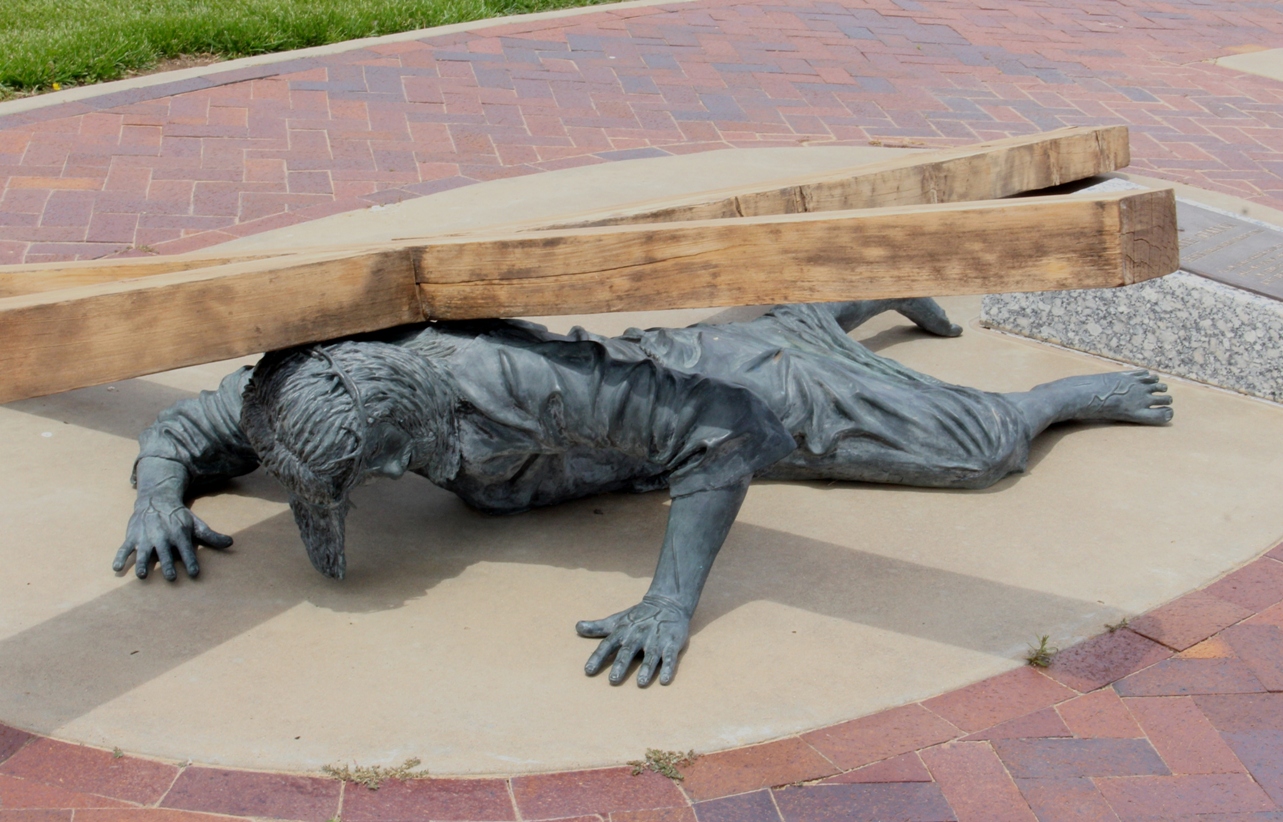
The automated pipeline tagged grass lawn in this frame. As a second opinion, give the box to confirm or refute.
[0,0,617,98]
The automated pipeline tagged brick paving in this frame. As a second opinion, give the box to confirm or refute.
[5,0,1283,817]
[3,0,1283,264]
[0,545,1281,819]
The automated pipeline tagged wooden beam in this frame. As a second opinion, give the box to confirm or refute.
[476,125,1130,232]
[0,250,423,404]
[0,125,1129,299]
[0,188,1176,405]
[415,189,1177,318]
[0,253,286,298]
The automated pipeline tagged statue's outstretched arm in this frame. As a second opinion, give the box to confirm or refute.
[577,478,750,687]
[115,367,260,581]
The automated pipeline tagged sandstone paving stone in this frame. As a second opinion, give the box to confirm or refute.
[0,812,73,822]
[820,753,931,784]
[339,776,517,821]
[612,806,697,822]
[1177,636,1237,659]
[770,783,955,822]
[1013,778,1121,822]
[0,726,32,766]
[800,704,959,772]
[0,741,177,807]
[1194,694,1283,734]
[921,667,1077,734]
[1056,690,1144,740]
[918,742,1035,822]
[0,775,132,810]
[1221,624,1283,691]
[1094,773,1275,820]
[692,790,783,822]
[1248,601,1283,630]
[72,810,252,822]
[159,767,340,822]
[1122,697,1247,775]
[1044,629,1172,693]
[961,707,1071,742]
[1206,559,1283,614]
[1217,731,1283,806]
[1114,658,1267,698]
[511,767,686,820]
[1128,592,1254,652]
[991,738,1169,779]
[680,737,836,802]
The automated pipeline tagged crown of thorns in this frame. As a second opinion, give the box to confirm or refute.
[242,344,375,508]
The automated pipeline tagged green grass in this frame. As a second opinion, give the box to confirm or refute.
[0,0,618,98]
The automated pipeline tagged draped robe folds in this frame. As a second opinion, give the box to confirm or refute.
[134,303,1033,510]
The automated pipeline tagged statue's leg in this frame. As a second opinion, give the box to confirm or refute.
[1005,369,1173,437]
[819,298,963,337]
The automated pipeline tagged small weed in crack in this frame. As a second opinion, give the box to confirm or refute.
[1025,635,1058,668]
[321,758,428,790]
[628,749,698,781]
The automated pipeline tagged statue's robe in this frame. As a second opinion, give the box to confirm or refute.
[135,304,1031,513]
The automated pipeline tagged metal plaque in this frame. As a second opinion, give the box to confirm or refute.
[1178,201,1283,301]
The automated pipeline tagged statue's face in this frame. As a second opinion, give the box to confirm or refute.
[285,421,420,580]
[360,422,416,481]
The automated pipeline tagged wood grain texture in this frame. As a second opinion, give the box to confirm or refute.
[0,126,1127,298]
[0,250,423,404]
[530,126,1130,230]
[0,253,285,297]
[415,189,1176,319]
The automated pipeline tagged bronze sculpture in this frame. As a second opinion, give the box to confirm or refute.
[116,298,1172,686]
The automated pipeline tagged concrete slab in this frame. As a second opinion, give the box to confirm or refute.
[1216,48,1283,83]
[3,150,1282,775]
[210,145,914,252]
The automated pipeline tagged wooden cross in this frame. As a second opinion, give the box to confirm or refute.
[0,126,1178,405]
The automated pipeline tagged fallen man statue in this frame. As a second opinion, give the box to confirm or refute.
[115,298,1173,686]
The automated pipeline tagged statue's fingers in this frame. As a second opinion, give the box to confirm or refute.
[173,531,200,579]
[156,543,178,582]
[113,543,136,573]
[585,634,622,676]
[191,515,233,549]
[609,637,642,685]
[135,546,151,579]
[1150,394,1173,406]
[576,617,614,638]
[658,643,682,686]
[637,644,660,687]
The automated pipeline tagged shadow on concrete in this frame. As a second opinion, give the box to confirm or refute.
[0,461,1104,729]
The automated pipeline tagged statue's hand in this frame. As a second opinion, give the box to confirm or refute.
[113,495,232,581]
[577,595,690,686]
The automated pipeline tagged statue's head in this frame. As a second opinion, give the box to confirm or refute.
[241,340,450,579]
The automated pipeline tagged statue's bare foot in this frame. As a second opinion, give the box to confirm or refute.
[1059,369,1174,425]
[892,298,963,337]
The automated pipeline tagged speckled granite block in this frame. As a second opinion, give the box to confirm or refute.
[981,271,1283,403]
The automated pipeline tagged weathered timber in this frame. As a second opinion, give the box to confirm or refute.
[0,250,423,404]
[415,189,1177,318]
[0,253,285,298]
[505,125,1129,230]
[0,189,1177,404]
[0,126,1129,298]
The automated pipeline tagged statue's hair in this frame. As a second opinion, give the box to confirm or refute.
[241,340,450,507]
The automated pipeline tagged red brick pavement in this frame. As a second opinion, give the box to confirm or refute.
[3,0,1283,264]
[1,547,1282,820]
[6,1,1283,817]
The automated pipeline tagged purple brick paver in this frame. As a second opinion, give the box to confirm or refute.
[3,1,1283,817]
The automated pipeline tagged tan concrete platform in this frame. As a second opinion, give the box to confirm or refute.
[3,149,1282,775]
